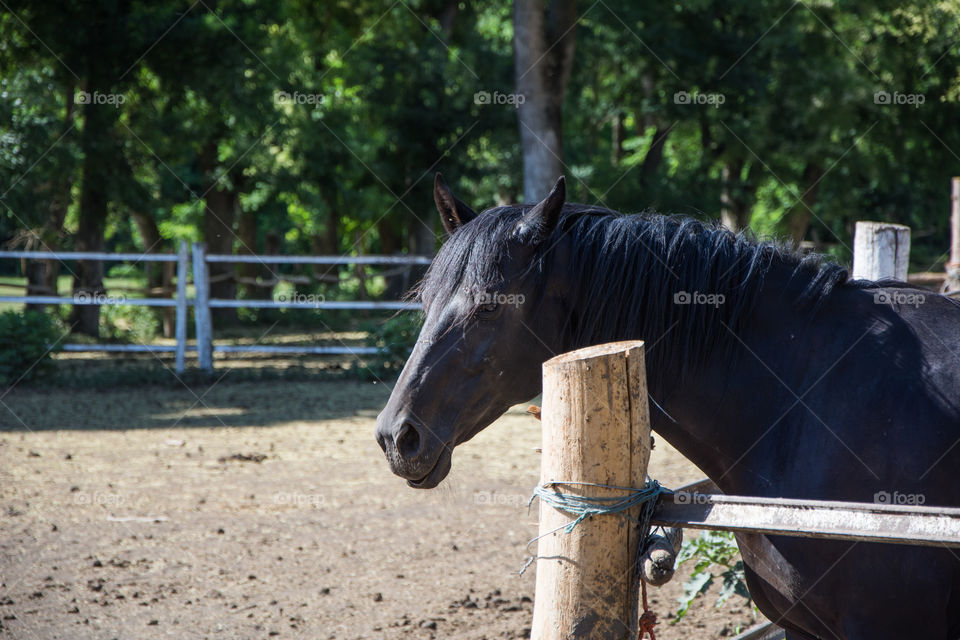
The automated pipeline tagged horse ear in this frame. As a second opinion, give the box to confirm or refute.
[514,176,565,246]
[434,173,478,236]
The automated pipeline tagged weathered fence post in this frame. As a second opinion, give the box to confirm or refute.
[531,340,651,640]
[192,242,213,372]
[852,221,911,281]
[945,177,960,293]
[174,241,189,373]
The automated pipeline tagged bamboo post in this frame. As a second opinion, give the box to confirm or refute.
[852,221,911,281]
[531,340,652,640]
[945,177,960,293]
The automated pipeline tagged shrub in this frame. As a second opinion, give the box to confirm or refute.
[0,310,62,384]
[100,304,160,344]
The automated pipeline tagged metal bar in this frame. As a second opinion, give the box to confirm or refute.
[0,295,177,307]
[211,345,381,355]
[174,241,189,373]
[0,250,178,262]
[207,299,421,310]
[674,477,721,495]
[729,622,784,640]
[652,493,960,548]
[60,344,186,353]
[192,242,213,372]
[204,254,432,265]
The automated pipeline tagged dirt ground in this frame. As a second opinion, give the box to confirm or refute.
[0,378,762,639]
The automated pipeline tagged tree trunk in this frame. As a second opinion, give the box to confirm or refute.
[720,159,755,231]
[611,111,623,166]
[131,211,174,337]
[26,84,74,312]
[639,125,671,187]
[312,189,340,285]
[514,0,578,202]
[237,209,270,300]
[131,211,165,292]
[199,142,239,323]
[784,163,824,245]
[69,91,116,336]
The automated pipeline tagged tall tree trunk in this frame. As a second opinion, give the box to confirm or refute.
[26,84,74,312]
[131,211,174,337]
[639,125,671,187]
[199,141,239,323]
[312,188,340,285]
[720,159,755,231]
[203,186,239,322]
[784,163,824,245]
[237,209,270,300]
[70,91,116,336]
[610,111,623,166]
[514,0,578,202]
[131,211,165,292]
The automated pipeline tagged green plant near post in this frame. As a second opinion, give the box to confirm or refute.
[673,530,754,622]
[0,310,62,385]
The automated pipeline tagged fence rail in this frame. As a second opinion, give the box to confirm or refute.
[0,242,428,372]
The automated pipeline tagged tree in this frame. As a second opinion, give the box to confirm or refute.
[513,0,577,202]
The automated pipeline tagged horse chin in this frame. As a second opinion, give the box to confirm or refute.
[406,447,452,490]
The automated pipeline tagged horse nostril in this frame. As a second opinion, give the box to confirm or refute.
[395,421,421,459]
[376,430,388,453]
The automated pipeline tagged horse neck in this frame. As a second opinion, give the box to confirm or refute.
[642,263,817,495]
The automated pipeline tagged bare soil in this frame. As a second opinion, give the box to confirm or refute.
[0,379,761,639]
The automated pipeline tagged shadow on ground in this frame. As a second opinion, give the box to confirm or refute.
[0,378,393,431]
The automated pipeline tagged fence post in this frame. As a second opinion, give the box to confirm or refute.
[852,221,911,281]
[946,177,960,293]
[531,340,651,640]
[174,241,189,373]
[192,242,213,372]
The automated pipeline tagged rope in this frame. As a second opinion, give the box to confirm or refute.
[520,479,669,638]
[529,479,664,534]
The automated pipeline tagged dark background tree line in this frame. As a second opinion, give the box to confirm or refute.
[1,0,958,337]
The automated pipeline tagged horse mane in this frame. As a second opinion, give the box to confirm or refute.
[415,203,851,377]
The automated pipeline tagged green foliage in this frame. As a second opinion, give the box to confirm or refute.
[0,310,61,384]
[2,0,960,341]
[99,305,160,344]
[674,531,753,622]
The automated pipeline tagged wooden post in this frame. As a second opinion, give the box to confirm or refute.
[531,340,651,640]
[852,221,910,282]
[192,242,213,372]
[174,241,188,373]
[945,177,960,293]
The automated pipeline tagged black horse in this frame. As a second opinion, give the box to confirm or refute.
[376,175,960,639]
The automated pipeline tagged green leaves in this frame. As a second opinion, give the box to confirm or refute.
[0,310,62,385]
[673,531,752,622]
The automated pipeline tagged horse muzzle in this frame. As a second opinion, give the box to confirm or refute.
[375,413,452,489]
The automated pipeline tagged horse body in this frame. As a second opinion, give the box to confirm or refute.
[658,279,960,638]
[376,175,960,639]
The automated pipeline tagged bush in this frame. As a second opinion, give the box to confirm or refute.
[100,304,160,343]
[0,310,62,384]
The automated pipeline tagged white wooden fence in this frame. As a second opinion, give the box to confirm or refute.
[0,242,429,373]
